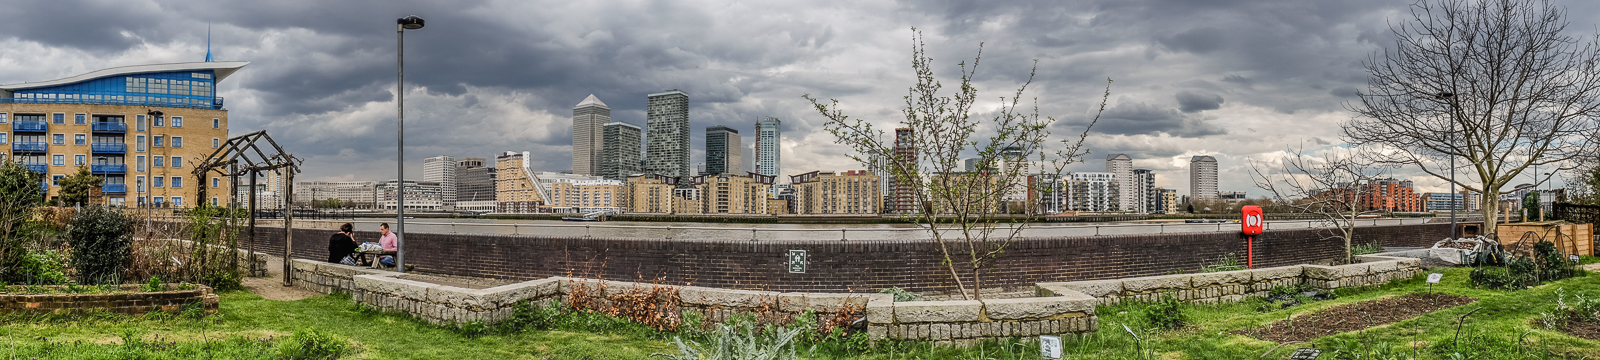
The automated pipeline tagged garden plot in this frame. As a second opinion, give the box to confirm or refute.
[1235,293,1476,343]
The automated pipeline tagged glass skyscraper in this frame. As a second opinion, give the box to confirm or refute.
[646,90,689,181]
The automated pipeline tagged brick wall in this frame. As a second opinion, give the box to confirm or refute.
[247,223,1450,294]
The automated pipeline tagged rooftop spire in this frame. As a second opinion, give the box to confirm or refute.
[205,24,213,62]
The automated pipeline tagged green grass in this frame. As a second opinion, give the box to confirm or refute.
[4,268,1600,359]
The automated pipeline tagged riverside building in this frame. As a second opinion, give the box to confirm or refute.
[0,61,246,208]
[792,170,881,215]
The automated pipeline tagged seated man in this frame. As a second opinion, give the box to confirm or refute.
[378,223,398,267]
[327,223,357,265]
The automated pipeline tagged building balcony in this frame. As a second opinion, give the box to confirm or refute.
[91,122,127,133]
[91,164,126,174]
[10,120,47,132]
[11,142,46,154]
[23,163,46,173]
[90,142,127,154]
[102,183,127,195]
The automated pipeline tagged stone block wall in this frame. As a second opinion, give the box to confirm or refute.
[0,284,219,315]
[1041,255,1423,305]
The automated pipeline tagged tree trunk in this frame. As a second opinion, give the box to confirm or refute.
[1481,186,1501,239]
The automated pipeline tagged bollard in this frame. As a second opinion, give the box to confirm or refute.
[751,228,758,241]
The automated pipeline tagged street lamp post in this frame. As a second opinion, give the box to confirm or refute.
[1437,93,1457,239]
[395,15,424,273]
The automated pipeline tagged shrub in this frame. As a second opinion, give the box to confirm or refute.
[275,329,352,360]
[0,161,46,284]
[1140,294,1186,330]
[1351,243,1384,256]
[1201,253,1246,273]
[1470,241,1574,290]
[655,321,804,360]
[13,249,69,285]
[1470,265,1517,290]
[67,207,135,285]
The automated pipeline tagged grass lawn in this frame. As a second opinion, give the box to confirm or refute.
[4,267,1600,359]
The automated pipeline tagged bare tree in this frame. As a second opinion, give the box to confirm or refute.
[804,30,1108,300]
[1345,0,1600,237]
[1250,146,1395,265]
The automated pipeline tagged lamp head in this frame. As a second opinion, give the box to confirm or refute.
[147,110,163,117]
[1437,92,1454,99]
[398,16,425,30]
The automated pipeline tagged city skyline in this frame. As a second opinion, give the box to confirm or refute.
[3,0,1595,196]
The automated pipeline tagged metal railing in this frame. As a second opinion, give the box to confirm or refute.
[262,217,1443,241]
[103,183,127,194]
[91,164,127,174]
[91,142,127,153]
[10,120,47,131]
[0,97,222,110]
[24,163,46,173]
[91,122,127,132]
[11,142,46,153]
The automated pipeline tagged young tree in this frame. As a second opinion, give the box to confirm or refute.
[0,161,45,281]
[1344,0,1600,238]
[57,166,104,206]
[1250,146,1394,264]
[804,30,1108,300]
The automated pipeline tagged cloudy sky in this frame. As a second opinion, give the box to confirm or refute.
[3,0,1596,196]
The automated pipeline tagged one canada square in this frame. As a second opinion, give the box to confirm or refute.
[571,94,609,175]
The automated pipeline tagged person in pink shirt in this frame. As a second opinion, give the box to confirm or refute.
[378,223,398,267]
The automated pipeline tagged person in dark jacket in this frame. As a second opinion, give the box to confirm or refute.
[327,223,357,264]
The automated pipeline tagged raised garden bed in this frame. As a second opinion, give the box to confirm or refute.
[1235,293,1476,343]
[0,284,219,315]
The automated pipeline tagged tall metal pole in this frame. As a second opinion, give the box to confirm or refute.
[395,22,407,273]
[283,171,294,285]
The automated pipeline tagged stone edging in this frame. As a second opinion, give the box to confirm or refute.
[0,284,220,315]
[1042,255,1423,305]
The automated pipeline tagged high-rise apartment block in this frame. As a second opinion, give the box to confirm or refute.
[1066,172,1119,212]
[1131,168,1156,214]
[571,95,609,176]
[495,151,546,213]
[1157,188,1179,214]
[600,122,641,180]
[754,117,781,181]
[1106,154,1133,211]
[646,90,689,180]
[376,180,443,211]
[423,155,457,207]
[1190,155,1218,201]
[672,173,776,214]
[0,61,245,208]
[889,128,918,213]
[792,170,881,214]
[705,125,741,175]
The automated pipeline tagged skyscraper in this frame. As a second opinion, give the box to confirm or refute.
[754,117,781,180]
[646,90,690,181]
[890,128,918,213]
[571,95,610,176]
[1132,168,1156,214]
[1106,154,1133,211]
[601,122,642,181]
[423,155,457,207]
[705,125,741,175]
[1190,155,1218,201]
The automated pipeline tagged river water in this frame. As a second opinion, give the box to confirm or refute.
[262,217,1436,242]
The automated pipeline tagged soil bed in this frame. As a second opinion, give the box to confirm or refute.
[1235,293,1477,343]
[1547,320,1600,340]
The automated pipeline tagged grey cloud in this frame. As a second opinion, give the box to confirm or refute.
[1175,91,1224,112]
[1090,100,1226,138]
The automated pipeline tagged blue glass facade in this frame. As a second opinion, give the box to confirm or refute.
[3,70,221,110]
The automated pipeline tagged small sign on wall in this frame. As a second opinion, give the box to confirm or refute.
[786,250,808,273]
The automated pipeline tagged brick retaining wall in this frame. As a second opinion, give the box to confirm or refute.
[1,284,220,315]
[248,223,1450,293]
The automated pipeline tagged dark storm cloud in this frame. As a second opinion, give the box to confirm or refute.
[1092,99,1225,138]
[1175,91,1223,113]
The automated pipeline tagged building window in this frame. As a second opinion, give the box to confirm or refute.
[212,177,219,188]
[212,118,219,129]
[136,135,146,151]
[74,114,86,125]
[154,116,164,127]
[172,197,183,207]
[172,137,182,148]
[172,117,182,128]
[211,197,218,206]
[52,113,64,125]
[136,115,146,131]
[74,155,84,166]
[0,133,6,144]
[154,177,164,188]
[52,154,64,166]
[0,113,7,123]
[153,136,164,147]
[52,134,64,145]
[137,156,145,172]
[52,175,63,186]
[74,134,85,145]
[153,156,164,167]
[172,177,182,188]
[153,197,164,206]
[171,156,182,168]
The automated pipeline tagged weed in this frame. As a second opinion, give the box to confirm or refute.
[141,276,167,292]
[878,287,922,302]
[1352,243,1385,256]
[1140,293,1186,330]
[1201,253,1246,273]
[655,320,805,360]
[275,329,352,360]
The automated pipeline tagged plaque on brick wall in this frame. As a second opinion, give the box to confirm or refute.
[787,250,808,273]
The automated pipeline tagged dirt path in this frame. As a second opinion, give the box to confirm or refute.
[241,254,320,301]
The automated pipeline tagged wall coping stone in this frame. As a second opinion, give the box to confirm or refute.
[893,300,984,323]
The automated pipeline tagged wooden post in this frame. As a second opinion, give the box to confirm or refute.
[283,170,294,287]
[248,171,258,277]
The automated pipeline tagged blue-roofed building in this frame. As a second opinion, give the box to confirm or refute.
[0,61,247,208]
